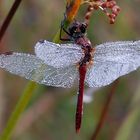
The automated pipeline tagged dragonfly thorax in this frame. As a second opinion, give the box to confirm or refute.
[76,37,93,66]
[75,37,91,48]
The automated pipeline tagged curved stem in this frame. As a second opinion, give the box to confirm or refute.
[0,82,37,140]
[91,79,119,140]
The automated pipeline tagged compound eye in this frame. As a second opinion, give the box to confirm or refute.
[80,24,86,33]
[69,26,77,35]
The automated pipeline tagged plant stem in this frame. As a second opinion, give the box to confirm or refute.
[0,82,37,140]
[0,0,22,42]
[91,79,119,140]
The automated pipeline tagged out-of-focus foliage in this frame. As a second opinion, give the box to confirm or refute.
[0,0,140,140]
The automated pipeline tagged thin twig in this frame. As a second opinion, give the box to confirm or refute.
[91,79,119,140]
[0,0,22,42]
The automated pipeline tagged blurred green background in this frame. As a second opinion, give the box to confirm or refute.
[0,0,140,140]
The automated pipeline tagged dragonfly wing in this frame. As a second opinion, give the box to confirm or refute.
[42,65,78,88]
[86,61,135,87]
[0,53,78,88]
[34,40,84,68]
[86,40,140,87]
[94,40,140,63]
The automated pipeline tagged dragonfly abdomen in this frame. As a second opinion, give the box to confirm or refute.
[76,64,87,133]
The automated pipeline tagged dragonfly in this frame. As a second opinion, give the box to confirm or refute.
[0,21,140,133]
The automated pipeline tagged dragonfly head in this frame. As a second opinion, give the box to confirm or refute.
[68,21,87,39]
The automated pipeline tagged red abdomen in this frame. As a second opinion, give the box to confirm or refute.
[76,64,87,133]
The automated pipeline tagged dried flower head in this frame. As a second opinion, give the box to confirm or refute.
[84,0,120,25]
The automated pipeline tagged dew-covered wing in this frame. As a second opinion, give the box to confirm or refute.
[86,40,140,87]
[34,40,84,68]
[0,53,78,88]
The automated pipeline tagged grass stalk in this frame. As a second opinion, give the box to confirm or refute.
[0,82,37,140]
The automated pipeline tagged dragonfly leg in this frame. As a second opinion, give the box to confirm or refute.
[59,26,71,41]
[59,17,72,41]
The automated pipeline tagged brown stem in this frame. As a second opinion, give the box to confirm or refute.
[91,79,119,140]
[0,0,22,42]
